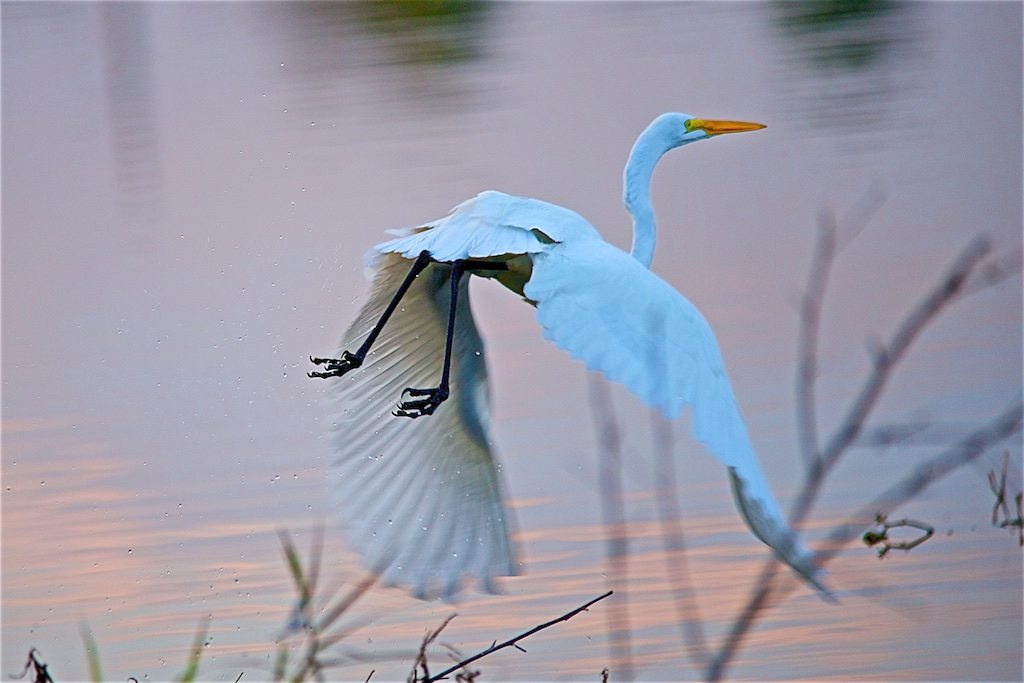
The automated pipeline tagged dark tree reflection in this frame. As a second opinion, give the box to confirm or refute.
[771,0,922,132]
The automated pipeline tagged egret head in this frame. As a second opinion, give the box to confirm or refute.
[644,112,766,150]
[624,112,766,267]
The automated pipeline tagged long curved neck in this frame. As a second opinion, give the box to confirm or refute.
[623,133,670,269]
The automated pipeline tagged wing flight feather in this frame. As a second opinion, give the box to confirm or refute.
[328,253,517,599]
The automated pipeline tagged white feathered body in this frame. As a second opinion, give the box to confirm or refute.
[329,190,826,599]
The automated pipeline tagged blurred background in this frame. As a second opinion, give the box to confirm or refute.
[2,2,1021,681]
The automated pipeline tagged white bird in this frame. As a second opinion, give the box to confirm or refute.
[311,113,830,600]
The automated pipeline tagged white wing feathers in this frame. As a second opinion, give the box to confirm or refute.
[376,191,600,262]
[525,239,830,596]
[329,253,517,599]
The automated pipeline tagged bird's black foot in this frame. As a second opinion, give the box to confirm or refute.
[393,386,449,418]
[308,351,363,379]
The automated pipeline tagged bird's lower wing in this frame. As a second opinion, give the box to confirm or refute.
[524,240,830,597]
[328,253,517,599]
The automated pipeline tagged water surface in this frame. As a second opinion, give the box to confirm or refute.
[3,3,1021,681]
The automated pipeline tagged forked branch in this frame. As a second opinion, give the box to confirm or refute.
[423,591,614,682]
[791,237,994,527]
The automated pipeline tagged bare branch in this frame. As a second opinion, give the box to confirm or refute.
[833,181,888,253]
[315,572,379,634]
[850,420,933,449]
[987,451,1023,545]
[961,246,1022,298]
[409,614,457,683]
[588,374,635,681]
[425,591,614,683]
[790,237,993,527]
[9,649,53,683]
[650,410,710,670]
[988,451,1011,525]
[796,211,837,467]
[862,515,935,558]
[816,400,1021,564]
[704,563,778,683]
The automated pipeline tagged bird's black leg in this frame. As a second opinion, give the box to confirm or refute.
[309,250,432,379]
[394,258,507,419]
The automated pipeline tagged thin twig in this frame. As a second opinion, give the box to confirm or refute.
[988,452,1010,525]
[276,527,379,682]
[1005,493,1024,547]
[651,410,710,670]
[796,211,836,467]
[987,450,1019,548]
[425,591,614,683]
[10,649,53,683]
[985,449,1024,546]
[588,375,635,681]
[862,515,935,558]
[306,525,325,605]
[439,643,480,682]
[851,420,933,449]
[793,186,888,468]
[314,572,379,634]
[833,182,888,254]
[409,614,457,683]
[960,246,1022,297]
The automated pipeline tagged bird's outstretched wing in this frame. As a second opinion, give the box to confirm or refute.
[328,252,517,599]
[525,238,830,596]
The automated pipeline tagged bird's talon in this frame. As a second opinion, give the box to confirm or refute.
[394,387,448,418]
[307,351,363,379]
[308,370,332,379]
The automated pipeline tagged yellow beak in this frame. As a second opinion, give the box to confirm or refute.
[690,118,766,136]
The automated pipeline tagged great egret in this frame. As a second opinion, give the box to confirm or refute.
[311,113,830,599]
